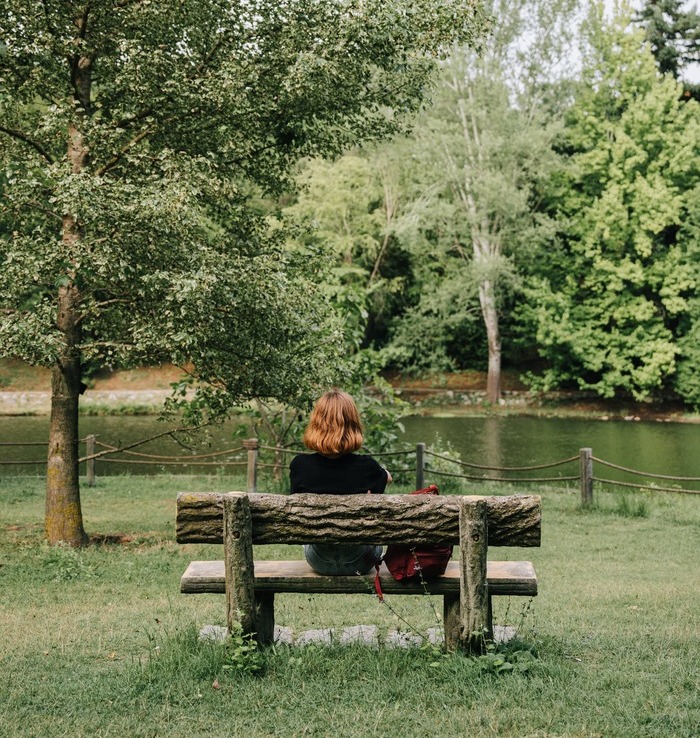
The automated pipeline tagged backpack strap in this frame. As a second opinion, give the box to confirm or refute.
[373,562,384,602]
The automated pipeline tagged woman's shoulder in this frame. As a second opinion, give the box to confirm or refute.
[290,452,319,470]
[346,452,383,470]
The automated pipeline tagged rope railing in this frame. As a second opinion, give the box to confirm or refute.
[0,442,50,447]
[98,458,247,467]
[366,449,414,458]
[94,439,246,461]
[424,449,579,472]
[591,456,700,482]
[258,445,300,454]
[593,477,700,495]
[429,468,580,484]
[2,435,699,501]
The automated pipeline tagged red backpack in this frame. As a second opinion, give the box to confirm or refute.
[381,484,453,583]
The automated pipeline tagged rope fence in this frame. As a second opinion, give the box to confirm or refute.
[591,477,700,495]
[94,439,246,461]
[428,468,580,484]
[425,448,580,472]
[2,436,699,501]
[591,456,700,482]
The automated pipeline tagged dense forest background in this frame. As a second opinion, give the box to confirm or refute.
[2,0,700,412]
[283,0,700,407]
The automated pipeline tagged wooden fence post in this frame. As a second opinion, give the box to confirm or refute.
[86,435,96,487]
[223,493,257,640]
[243,438,259,494]
[580,447,593,506]
[458,497,488,654]
[415,442,425,490]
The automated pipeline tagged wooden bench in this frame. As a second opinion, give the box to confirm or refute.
[176,491,541,652]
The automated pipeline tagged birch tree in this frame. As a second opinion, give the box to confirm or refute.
[402,0,581,402]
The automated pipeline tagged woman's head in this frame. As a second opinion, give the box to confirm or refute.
[303,389,363,456]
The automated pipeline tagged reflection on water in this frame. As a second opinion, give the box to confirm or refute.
[482,417,502,471]
[1,413,699,490]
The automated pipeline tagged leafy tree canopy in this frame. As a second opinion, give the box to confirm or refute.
[0,0,487,414]
[636,0,700,80]
[529,5,700,400]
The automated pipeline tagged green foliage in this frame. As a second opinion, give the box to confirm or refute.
[528,6,700,400]
[39,541,99,582]
[382,262,483,374]
[473,640,538,675]
[635,0,700,81]
[424,435,467,493]
[379,0,579,387]
[673,184,700,407]
[0,0,487,414]
[675,307,700,407]
[285,149,414,350]
[134,624,231,691]
[223,624,266,677]
[613,492,650,518]
[0,0,488,542]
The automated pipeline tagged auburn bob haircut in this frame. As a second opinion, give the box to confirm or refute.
[303,389,363,456]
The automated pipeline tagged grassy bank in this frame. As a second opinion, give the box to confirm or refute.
[1,475,699,737]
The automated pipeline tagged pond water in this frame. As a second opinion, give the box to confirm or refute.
[401,415,700,490]
[1,413,699,491]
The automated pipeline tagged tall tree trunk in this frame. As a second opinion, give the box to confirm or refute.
[45,25,93,544]
[45,111,90,545]
[473,232,502,405]
[478,277,502,404]
[45,281,86,546]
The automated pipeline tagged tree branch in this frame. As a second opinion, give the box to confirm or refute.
[0,126,55,164]
[41,0,57,35]
[27,200,63,222]
[78,423,209,463]
[78,340,134,350]
[75,299,132,327]
[95,126,154,176]
[78,4,91,41]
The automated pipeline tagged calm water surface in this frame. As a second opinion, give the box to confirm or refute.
[401,415,700,489]
[1,413,699,490]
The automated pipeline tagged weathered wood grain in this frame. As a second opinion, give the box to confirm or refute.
[459,498,488,653]
[223,494,256,638]
[176,492,541,547]
[180,559,538,597]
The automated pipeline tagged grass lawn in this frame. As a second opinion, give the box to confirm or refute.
[1,474,698,738]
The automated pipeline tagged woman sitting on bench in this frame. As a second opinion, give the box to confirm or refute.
[289,389,392,575]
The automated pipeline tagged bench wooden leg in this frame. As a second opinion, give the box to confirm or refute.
[223,493,257,639]
[256,593,275,646]
[458,498,489,654]
[486,594,493,641]
[444,594,460,652]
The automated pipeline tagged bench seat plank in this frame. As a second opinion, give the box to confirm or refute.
[181,559,537,597]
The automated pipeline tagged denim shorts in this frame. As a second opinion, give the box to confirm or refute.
[303,543,383,575]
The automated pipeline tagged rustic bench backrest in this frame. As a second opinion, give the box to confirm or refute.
[176,491,541,653]
[176,492,541,547]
